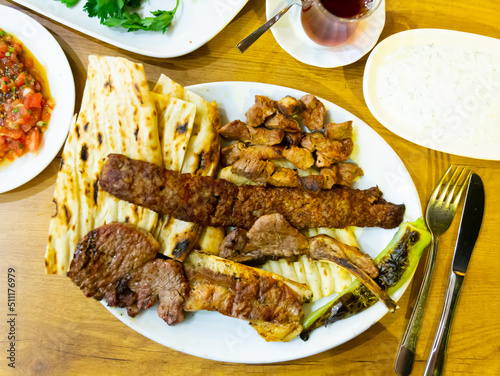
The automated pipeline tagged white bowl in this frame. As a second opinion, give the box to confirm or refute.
[0,5,75,193]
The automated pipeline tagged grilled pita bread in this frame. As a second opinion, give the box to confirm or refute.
[45,56,162,275]
[152,75,222,261]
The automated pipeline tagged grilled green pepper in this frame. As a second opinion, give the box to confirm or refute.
[300,218,431,341]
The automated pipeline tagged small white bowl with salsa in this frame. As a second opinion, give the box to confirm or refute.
[0,5,75,193]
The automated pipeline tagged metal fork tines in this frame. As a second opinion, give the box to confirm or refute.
[394,165,472,376]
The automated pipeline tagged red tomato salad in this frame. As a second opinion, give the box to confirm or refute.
[0,28,54,163]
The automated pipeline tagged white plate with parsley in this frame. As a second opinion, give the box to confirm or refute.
[10,0,249,58]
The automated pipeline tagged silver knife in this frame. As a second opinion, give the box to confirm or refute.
[423,173,485,376]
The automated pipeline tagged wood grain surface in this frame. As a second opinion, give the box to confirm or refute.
[1,0,499,375]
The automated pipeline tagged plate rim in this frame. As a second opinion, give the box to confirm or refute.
[100,80,423,363]
[10,0,249,58]
[363,28,500,161]
[0,4,75,193]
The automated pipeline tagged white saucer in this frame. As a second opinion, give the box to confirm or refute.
[266,0,386,68]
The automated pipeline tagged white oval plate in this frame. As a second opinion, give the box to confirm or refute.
[363,29,500,160]
[104,81,422,363]
[11,0,249,58]
[266,0,385,68]
[0,5,75,194]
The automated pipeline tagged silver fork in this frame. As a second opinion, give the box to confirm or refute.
[394,165,472,376]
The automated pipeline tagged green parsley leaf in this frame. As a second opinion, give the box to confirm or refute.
[84,0,126,21]
[12,108,19,113]
[55,0,79,7]
[103,0,179,33]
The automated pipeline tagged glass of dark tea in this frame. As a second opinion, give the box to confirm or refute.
[301,0,382,47]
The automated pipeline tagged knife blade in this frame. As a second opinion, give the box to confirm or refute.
[451,173,485,276]
[423,173,485,376]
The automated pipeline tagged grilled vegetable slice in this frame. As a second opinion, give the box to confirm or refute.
[300,218,431,341]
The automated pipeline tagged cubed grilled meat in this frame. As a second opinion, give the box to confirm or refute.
[245,95,277,127]
[218,120,251,142]
[100,154,405,230]
[277,96,304,116]
[282,146,315,170]
[221,142,283,166]
[230,158,276,185]
[325,121,353,140]
[264,113,301,132]
[321,162,364,189]
[301,132,354,167]
[267,167,301,188]
[248,126,284,145]
[300,95,326,131]
[299,175,324,192]
[282,131,304,147]
[68,222,189,325]
[230,158,302,188]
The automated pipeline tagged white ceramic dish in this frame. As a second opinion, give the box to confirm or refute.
[266,0,385,68]
[11,0,249,58]
[104,81,422,363]
[0,5,75,194]
[363,29,500,160]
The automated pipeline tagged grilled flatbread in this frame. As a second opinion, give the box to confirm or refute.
[152,75,222,261]
[45,56,161,275]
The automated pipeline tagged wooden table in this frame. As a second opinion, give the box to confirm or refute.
[1,0,499,374]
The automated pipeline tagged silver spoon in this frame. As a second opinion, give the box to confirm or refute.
[236,2,302,53]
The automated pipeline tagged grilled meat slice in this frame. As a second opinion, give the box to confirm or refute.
[300,94,326,131]
[248,126,284,145]
[100,154,405,230]
[219,214,395,311]
[246,213,309,258]
[218,120,251,142]
[128,259,189,325]
[264,113,301,132]
[282,146,315,170]
[245,95,277,127]
[183,251,312,342]
[221,142,283,166]
[68,222,188,324]
[282,131,304,147]
[219,228,261,264]
[277,96,304,116]
[325,121,353,140]
[220,214,376,277]
[68,222,158,301]
[321,163,364,189]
